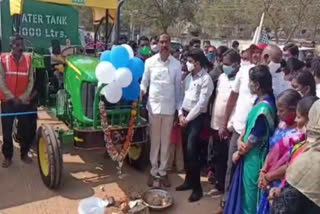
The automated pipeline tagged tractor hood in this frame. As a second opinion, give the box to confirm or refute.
[65,55,99,82]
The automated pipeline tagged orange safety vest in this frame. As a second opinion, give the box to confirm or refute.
[0,53,31,101]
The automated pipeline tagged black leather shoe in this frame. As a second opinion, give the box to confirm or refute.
[21,155,33,164]
[176,183,192,191]
[188,190,203,202]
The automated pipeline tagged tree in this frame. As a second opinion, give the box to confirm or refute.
[263,0,286,43]
[123,0,197,35]
[196,0,262,39]
[263,0,317,43]
[307,2,320,40]
[122,0,320,41]
[77,6,94,31]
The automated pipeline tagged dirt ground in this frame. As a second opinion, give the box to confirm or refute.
[0,111,220,214]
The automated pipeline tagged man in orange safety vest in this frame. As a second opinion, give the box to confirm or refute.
[0,35,35,168]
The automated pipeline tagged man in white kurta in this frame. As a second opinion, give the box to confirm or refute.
[140,34,182,187]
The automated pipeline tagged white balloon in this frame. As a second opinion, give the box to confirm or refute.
[121,44,134,59]
[115,67,133,88]
[95,61,116,84]
[102,82,123,104]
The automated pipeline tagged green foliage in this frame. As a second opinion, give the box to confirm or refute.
[123,0,197,34]
[122,0,320,40]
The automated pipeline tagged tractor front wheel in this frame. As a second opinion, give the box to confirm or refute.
[36,125,63,189]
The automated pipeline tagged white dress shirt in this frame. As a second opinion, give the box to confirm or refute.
[230,64,257,134]
[140,54,182,115]
[179,69,214,122]
[269,63,291,97]
[211,73,235,130]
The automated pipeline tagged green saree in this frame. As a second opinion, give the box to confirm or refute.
[242,101,276,214]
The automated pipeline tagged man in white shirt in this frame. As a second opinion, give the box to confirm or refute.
[261,44,291,97]
[140,33,182,187]
[176,48,214,202]
[218,48,259,212]
[209,49,240,193]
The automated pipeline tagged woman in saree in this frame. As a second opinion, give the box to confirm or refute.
[257,90,308,214]
[269,99,320,214]
[224,65,277,214]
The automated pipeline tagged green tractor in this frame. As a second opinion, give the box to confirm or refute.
[37,54,149,189]
[4,0,150,189]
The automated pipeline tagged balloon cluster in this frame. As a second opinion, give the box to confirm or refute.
[95,45,144,103]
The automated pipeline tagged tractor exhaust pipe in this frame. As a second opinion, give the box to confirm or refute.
[115,0,125,45]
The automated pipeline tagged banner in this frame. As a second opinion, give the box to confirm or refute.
[1,0,79,51]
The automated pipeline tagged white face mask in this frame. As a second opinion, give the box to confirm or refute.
[186,61,195,72]
[241,60,251,66]
[151,44,159,53]
[268,61,281,74]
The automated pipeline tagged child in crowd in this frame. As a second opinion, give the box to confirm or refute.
[269,97,320,214]
[294,96,318,131]
[291,71,317,97]
[168,115,184,172]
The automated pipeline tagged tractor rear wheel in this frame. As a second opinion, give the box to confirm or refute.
[36,125,63,189]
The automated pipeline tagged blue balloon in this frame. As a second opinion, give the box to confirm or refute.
[128,57,145,81]
[110,46,130,69]
[100,50,111,62]
[122,80,140,101]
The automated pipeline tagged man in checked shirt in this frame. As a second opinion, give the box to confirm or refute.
[176,48,214,202]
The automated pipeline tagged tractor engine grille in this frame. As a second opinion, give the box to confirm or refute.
[81,82,97,120]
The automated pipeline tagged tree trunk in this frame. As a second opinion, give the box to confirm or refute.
[274,28,279,44]
[313,24,319,41]
[162,24,168,33]
[286,25,298,43]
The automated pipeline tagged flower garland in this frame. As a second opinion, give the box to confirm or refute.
[99,100,137,165]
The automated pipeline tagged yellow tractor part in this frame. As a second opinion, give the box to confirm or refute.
[37,0,118,23]
[54,64,65,73]
[128,145,142,161]
[38,136,49,176]
[10,0,24,15]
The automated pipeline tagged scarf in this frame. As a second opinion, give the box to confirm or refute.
[286,100,320,206]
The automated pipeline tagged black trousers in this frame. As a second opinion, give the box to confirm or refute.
[1,101,37,159]
[182,113,206,191]
[209,130,229,191]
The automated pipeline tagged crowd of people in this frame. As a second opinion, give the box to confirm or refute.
[1,33,320,214]
[130,33,320,213]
